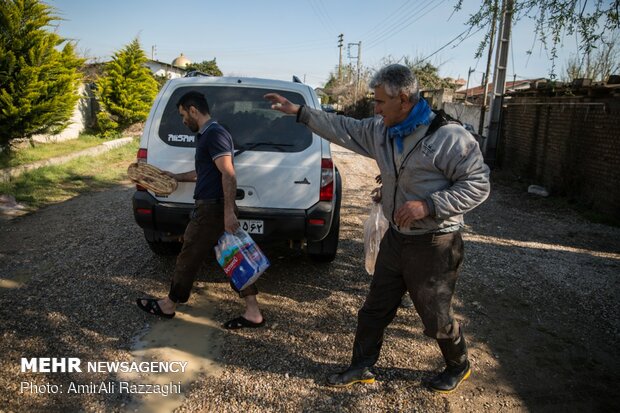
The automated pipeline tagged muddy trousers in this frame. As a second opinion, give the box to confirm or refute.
[350,228,464,369]
[168,202,258,303]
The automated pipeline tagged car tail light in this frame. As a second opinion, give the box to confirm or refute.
[308,218,325,226]
[136,208,152,215]
[137,148,147,163]
[136,148,147,191]
[319,158,334,201]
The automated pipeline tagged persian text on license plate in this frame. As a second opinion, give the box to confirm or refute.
[239,219,264,234]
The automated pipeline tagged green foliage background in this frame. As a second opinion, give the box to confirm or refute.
[0,0,84,151]
[96,38,159,135]
[185,58,223,76]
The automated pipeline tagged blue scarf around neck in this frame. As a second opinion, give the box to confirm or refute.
[388,97,432,153]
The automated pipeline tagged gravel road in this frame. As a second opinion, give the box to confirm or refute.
[1,147,618,412]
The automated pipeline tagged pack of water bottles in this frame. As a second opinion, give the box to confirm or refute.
[215,229,270,290]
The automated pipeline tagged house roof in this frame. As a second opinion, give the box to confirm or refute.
[460,79,545,97]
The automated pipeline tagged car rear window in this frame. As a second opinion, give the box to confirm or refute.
[158,86,312,152]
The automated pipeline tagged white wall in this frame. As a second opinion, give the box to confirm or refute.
[32,83,90,143]
[443,102,490,136]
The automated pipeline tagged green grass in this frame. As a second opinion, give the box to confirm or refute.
[0,138,139,210]
[0,134,120,169]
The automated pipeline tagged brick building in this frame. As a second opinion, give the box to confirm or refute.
[498,84,620,216]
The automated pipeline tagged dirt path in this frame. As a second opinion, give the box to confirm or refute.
[0,147,618,412]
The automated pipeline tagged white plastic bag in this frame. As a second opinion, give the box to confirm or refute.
[214,229,270,290]
[363,202,389,275]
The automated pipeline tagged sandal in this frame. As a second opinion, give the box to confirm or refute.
[136,298,175,319]
[223,316,265,330]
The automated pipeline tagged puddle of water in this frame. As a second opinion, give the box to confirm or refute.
[0,278,22,289]
[121,293,224,413]
[0,269,33,289]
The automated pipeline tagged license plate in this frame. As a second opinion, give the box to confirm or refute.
[239,219,264,234]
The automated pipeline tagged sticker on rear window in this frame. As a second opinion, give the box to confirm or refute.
[168,134,195,143]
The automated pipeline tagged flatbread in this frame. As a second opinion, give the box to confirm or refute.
[127,162,178,195]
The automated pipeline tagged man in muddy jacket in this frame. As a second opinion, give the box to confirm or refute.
[265,64,490,393]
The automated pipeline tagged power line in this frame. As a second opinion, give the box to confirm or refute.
[364,0,441,50]
[419,26,484,62]
[308,0,335,33]
[362,0,436,48]
[360,0,416,40]
[316,0,336,32]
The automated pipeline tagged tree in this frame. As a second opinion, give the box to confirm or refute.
[563,30,620,82]
[322,63,372,117]
[324,56,455,118]
[381,56,453,90]
[0,0,84,152]
[406,59,454,90]
[185,58,223,76]
[96,38,159,134]
[455,0,620,77]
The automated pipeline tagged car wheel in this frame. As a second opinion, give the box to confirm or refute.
[142,229,183,256]
[146,240,182,256]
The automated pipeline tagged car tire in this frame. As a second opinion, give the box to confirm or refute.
[143,231,182,256]
[146,240,182,256]
[307,168,342,263]
[143,229,183,256]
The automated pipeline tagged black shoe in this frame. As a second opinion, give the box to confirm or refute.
[427,360,471,393]
[326,366,375,387]
[400,294,414,308]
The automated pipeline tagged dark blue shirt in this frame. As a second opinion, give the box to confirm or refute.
[194,120,234,200]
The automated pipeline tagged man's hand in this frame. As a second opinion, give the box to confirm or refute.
[163,170,196,182]
[162,171,176,179]
[225,211,240,234]
[394,200,429,228]
[264,93,301,115]
[213,154,240,234]
[371,187,382,203]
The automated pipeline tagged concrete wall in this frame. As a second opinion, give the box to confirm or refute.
[32,83,93,143]
[443,102,488,134]
[499,94,620,216]
[144,61,185,79]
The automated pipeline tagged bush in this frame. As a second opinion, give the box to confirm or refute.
[0,0,84,152]
[96,38,158,136]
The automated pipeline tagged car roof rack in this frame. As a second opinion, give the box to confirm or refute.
[292,75,303,83]
[185,71,211,77]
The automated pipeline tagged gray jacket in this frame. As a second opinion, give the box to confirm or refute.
[298,106,491,234]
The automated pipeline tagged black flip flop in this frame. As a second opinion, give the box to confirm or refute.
[136,298,175,319]
[223,316,265,330]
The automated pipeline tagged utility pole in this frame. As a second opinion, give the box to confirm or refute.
[151,45,157,61]
[338,34,344,81]
[357,41,362,96]
[478,0,498,136]
[485,0,514,166]
[465,67,475,102]
[348,41,361,102]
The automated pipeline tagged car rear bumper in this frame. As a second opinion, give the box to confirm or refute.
[132,190,335,242]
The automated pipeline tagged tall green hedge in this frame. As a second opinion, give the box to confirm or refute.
[96,38,159,135]
[0,0,84,151]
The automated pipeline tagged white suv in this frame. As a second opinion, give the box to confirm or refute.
[131,74,342,262]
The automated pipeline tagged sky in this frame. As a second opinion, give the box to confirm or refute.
[45,0,585,89]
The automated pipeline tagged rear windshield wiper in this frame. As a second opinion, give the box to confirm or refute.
[234,142,294,157]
